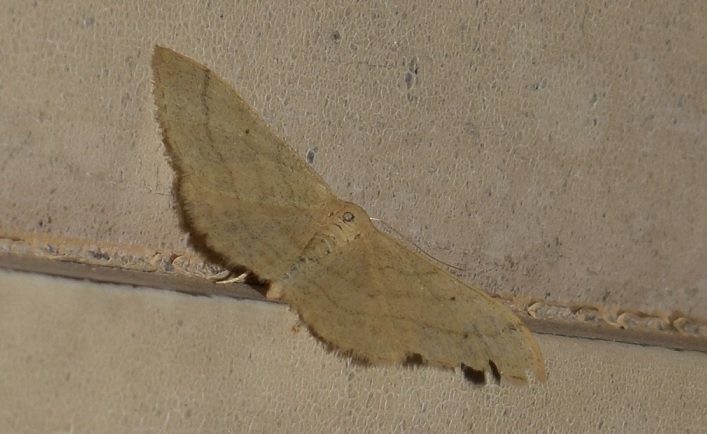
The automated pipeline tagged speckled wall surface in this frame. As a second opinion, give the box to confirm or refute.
[1,1,706,431]
[1,270,705,433]
[2,0,706,316]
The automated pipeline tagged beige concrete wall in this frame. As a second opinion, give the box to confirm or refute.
[2,0,706,317]
[1,269,705,433]
[1,1,706,431]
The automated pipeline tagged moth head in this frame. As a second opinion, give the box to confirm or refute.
[329,202,372,242]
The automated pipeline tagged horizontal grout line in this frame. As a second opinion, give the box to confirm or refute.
[1,252,705,354]
[0,252,267,302]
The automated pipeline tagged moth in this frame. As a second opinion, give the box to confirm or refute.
[151,46,545,384]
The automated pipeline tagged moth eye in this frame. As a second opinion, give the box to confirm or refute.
[342,211,355,223]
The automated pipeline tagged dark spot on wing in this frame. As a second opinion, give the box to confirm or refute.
[488,360,501,383]
[403,352,424,366]
[462,364,486,384]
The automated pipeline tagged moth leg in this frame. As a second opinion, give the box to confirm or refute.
[214,271,249,284]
